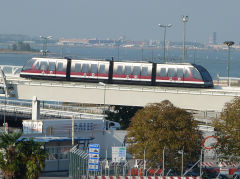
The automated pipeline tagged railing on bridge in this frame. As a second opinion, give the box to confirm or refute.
[0,98,104,119]
[0,65,22,77]
[215,76,240,87]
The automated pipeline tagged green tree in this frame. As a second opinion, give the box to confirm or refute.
[126,100,202,171]
[106,105,142,129]
[213,97,240,162]
[0,132,21,179]
[0,132,47,179]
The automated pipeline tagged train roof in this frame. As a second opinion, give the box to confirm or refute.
[30,57,198,67]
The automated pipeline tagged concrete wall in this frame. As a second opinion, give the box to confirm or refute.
[14,82,236,112]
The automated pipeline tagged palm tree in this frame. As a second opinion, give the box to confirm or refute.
[0,132,22,179]
[18,139,47,179]
[0,132,47,179]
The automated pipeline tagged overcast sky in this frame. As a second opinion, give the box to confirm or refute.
[1,0,239,43]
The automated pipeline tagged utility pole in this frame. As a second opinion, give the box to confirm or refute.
[72,116,75,146]
[181,16,189,62]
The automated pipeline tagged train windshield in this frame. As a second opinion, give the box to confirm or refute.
[193,64,212,82]
[22,58,36,71]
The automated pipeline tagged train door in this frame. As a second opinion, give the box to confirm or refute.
[183,67,191,85]
[156,65,168,84]
[34,59,49,79]
[112,62,125,82]
[98,62,109,81]
[56,60,67,79]
[140,64,152,84]
[132,64,141,82]
[176,67,184,84]
[89,62,98,81]
[124,63,133,82]
[48,59,56,79]
[81,63,90,79]
[70,61,82,81]
[167,67,177,84]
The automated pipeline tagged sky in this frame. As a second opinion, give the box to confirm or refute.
[0,0,239,43]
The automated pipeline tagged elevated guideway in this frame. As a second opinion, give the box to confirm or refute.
[0,65,239,112]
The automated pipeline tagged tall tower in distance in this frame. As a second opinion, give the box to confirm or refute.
[213,32,217,44]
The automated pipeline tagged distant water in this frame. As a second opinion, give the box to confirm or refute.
[1,45,240,80]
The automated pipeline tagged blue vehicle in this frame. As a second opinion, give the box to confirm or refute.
[233,166,240,179]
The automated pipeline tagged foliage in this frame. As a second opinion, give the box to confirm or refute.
[213,97,240,162]
[10,41,36,51]
[106,105,142,129]
[126,100,202,171]
[0,132,22,179]
[0,132,47,179]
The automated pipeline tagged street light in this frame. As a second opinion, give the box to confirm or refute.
[224,41,234,86]
[40,35,52,56]
[181,15,189,62]
[99,82,106,114]
[158,24,172,63]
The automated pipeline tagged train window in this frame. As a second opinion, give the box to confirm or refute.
[132,66,140,76]
[168,68,176,77]
[82,64,89,73]
[49,62,56,71]
[159,68,167,77]
[22,59,35,70]
[57,62,65,72]
[40,61,48,71]
[91,64,98,73]
[141,67,149,76]
[185,68,190,78]
[190,67,202,80]
[177,68,184,78]
[99,65,106,74]
[125,66,132,75]
[116,65,123,75]
[74,63,81,72]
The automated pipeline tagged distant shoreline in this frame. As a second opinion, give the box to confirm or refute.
[0,49,40,54]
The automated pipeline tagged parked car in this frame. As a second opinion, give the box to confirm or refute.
[202,171,228,179]
[233,166,240,179]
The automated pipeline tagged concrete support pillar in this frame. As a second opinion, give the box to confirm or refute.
[32,96,40,120]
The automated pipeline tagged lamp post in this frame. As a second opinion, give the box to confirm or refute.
[40,35,52,56]
[224,41,234,86]
[158,24,172,63]
[181,16,189,62]
[99,82,106,114]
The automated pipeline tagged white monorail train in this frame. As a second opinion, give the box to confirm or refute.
[20,57,214,88]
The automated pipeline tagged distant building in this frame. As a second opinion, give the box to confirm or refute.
[58,38,89,46]
[213,32,217,44]
[209,32,217,45]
